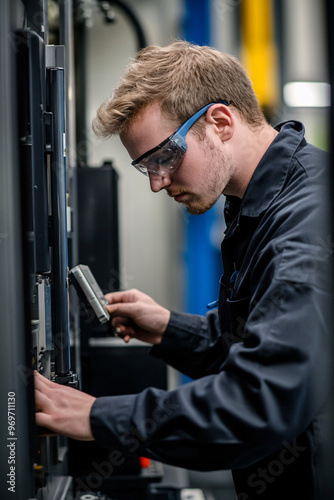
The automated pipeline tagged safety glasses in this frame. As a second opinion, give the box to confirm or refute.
[131,100,230,177]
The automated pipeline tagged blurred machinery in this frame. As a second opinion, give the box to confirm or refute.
[0,1,174,499]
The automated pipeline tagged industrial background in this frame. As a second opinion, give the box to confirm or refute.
[0,0,333,499]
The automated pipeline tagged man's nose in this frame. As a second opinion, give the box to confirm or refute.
[148,172,172,192]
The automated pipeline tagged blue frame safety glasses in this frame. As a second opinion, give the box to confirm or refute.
[131,100,230,177]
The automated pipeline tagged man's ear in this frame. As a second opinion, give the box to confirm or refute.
[205,103,234,142]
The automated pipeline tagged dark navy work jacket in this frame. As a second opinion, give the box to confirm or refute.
[91,122,331,499]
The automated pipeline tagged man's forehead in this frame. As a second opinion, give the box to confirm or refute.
[124,102,174,138]
[120,102,176,159]
[132,101,176,131]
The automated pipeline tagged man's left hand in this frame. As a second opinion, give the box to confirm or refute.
[34,371,96,441]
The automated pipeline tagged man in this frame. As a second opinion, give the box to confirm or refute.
[35,41,331,499]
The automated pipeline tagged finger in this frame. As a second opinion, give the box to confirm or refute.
[35,387,52,412]
[106,301,138,317]
[111,317,136,335]
[34,371,57,390]
[112,328,136,340]
[35,410,54,429]
[119,327,136,337]
[34,372,74,396]
[112,316,133,328]
[105,290,135,304]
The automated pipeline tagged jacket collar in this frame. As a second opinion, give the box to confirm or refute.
[225,121,306,219]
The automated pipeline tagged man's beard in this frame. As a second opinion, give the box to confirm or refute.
[181,139,238,215]
[183,194,218,215]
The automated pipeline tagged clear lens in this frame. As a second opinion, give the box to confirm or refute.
[134,139,185,176]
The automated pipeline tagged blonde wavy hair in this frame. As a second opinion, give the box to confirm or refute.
[92,41,265,138]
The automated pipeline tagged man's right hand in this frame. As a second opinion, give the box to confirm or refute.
[105,289,171,345]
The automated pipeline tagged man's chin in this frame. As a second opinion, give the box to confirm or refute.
[183,199,216,215]
[185,206,207,215]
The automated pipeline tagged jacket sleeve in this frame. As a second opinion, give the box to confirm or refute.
[90,246,331,471]
[149,308,230,379]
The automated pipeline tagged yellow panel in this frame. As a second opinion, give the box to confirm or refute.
[241,0,279,109]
